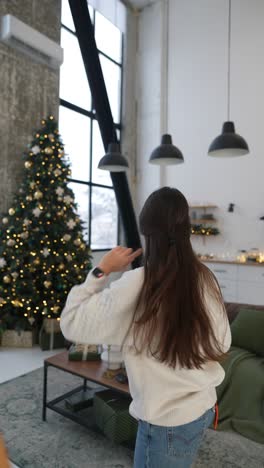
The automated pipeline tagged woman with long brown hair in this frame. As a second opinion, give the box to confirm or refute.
[61,187,231,468]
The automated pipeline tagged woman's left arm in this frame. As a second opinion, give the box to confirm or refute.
[60,247,143,346]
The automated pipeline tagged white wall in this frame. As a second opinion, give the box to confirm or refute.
[136,1,165,208]
[135,0,264,256]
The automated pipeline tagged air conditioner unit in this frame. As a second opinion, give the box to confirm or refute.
[0,14,63,69]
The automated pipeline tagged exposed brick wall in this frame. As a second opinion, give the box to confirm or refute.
[0,0,61,213]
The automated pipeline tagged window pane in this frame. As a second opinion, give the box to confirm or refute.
[60,28,91,110]
[61,0,75,31]
[61,1,93,30]
[92,120,112,186]
[95,11,122,63]
[68,182,89,240]
[100,55,121,124]
[91,187,118,249]
[59,106,90,182]
[88,4,94,19]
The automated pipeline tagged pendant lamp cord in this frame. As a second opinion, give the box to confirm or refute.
[227,0,231,121]
[165,0,169,133]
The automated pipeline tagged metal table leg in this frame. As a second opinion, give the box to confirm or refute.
[83,378,87,391]
[42,361,48,421]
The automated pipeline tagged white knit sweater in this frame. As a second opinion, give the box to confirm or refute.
[60,267,231,427]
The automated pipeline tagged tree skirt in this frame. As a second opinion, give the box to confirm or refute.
[0,367,263,468]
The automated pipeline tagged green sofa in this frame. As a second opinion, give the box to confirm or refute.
[216,302,264,445]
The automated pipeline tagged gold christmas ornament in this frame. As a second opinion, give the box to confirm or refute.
[34,190,43,200]
[12,299,23,307]
[44,147,53,155]
[30,182,36,189]
[25,161,32,169]
[2,217,8,224]
[53,306,60,314]
[74,238,81,246]
[7,239,15,247]
[8,208,15,216]
[58,263,65,270]
[44,280,52,288]
[33,257,41,265]
[26,195,33,201]
[3,275,11,283]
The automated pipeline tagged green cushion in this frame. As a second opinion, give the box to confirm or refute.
[231,308,264,357]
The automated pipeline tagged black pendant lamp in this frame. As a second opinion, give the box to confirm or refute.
[208,0,249,157]
[149,134,184,165]
[98,142,129,172]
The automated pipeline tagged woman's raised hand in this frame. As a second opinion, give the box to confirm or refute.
[98,246,142,275]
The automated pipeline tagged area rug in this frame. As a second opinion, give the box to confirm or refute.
[0,367,263,468]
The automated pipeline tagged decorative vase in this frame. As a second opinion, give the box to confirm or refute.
[101,344,123,370]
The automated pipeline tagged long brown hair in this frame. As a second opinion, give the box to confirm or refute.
[124,187,226,370]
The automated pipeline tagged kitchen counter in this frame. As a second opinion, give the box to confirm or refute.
[201,259,264,267]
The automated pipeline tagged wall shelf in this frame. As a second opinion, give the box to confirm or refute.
[189,205,218,209]
[193,218,217,223]
[190,204,219,239]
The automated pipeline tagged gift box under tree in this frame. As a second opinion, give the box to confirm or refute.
[39,318,65,350]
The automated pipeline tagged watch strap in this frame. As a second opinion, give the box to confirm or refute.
[92,267,105,278]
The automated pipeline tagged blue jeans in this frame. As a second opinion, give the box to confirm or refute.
[133,408,215,468]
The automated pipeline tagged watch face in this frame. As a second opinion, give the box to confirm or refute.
[92,267,104,278]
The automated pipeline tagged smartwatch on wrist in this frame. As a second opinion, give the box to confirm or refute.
[92,267,105,278]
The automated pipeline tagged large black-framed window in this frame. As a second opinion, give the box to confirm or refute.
[59,0,123,251]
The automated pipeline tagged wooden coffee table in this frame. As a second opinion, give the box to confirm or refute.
[42,350,130,431]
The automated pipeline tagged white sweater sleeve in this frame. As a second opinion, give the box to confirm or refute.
[205,287,232,354]
[60,267,144,346]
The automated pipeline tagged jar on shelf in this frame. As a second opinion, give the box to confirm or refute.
[237,249,247,263]
[247,248,259,262]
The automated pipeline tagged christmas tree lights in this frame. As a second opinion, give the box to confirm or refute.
[0,116,92,331]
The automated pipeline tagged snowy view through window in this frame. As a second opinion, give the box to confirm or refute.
[59,0,122,249]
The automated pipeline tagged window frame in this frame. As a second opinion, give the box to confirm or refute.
[60,7,123,251]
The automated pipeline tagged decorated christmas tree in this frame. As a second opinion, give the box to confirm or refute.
[0,115,92,332]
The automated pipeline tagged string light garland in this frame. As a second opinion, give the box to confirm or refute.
[191,225,220,236]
